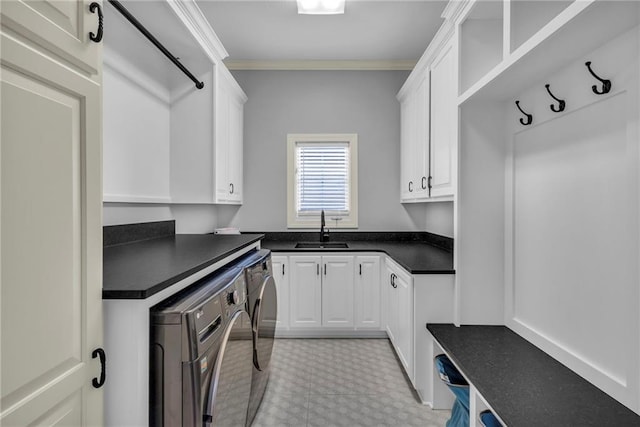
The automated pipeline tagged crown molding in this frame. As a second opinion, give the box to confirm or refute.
[166,0,228,62]
[223,60,418,71]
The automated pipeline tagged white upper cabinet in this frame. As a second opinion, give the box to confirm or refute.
[398,33,456,203]
[215,67,246,204]
[429,38,456,198]
[102,0,246,205]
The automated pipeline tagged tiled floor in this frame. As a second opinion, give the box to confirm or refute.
[252,339,450,427]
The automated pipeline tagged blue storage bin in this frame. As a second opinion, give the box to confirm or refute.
[435,354,470,427]
[479,410,502,427]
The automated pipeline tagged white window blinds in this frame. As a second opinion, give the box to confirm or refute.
[296,142,350,215]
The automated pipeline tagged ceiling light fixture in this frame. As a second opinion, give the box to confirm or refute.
[297,0,345,15]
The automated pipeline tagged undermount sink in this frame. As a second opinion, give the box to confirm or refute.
[295,242,349,249]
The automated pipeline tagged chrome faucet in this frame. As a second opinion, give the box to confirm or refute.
[320,210,330,242]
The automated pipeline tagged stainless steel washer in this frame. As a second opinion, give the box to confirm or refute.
[150,267,254,427]
[235,249,278,425]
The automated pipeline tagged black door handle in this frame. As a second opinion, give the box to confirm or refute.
[92,348,106,388]
[229,183,234,194]
[408,181,413,192]
[317,263,319,275]
[282,264,285,275]
[324,264,327,275]
[89,3,103,43]
[359,264,362,275]
[421,176,427,189]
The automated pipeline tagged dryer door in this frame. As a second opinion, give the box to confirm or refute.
[252,275,277,371]
[203,310,253,427]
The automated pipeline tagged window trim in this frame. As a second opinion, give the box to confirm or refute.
[287,133,358,229]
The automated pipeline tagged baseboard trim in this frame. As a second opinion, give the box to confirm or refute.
[275,329,388,339]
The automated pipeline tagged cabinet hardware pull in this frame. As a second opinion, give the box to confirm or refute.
[317,264,319,275]
[229,183,234,194]
[282,264,285,275]
[92,348,106,388]
[421,176,427,190]
[324,264,327,275]
[359,264,362,275]
[408,181,413,192]
[585,61,611,95]
[515,100,533,126]
[545,84,566,113]
[428,176,432,191]
[89,2,104,43]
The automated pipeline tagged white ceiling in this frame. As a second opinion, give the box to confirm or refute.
[196,0,448,63]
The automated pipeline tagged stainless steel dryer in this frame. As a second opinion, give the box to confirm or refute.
[235,249,277,425]
[150,267,254,427]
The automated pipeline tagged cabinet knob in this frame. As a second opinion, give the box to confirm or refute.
[421,176,427,190]
[408,181,414,193]
[229,183,234,194]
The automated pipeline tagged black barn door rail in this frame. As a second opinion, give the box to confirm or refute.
[107,0,204,89]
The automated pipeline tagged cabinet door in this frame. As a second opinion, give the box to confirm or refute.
[289,256,322,328]
[395,271,413,377]
[414,72,430,198]
[227,94,243,203]
[321,256,355,327]
[1,30,103,425]
[429,39,456,198]
[214,73,231,202]
[400,92,416,201]
[354,256,381,329]
[1,0,101,74]
[271,256,289,330]
[384,264,398,343]
[401,72,429,201]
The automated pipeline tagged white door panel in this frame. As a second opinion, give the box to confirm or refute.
[1,27,102,426]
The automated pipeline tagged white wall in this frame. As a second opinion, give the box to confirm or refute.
[229,70,450,232]
[103,57,171,202]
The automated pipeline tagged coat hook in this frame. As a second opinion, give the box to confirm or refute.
[545,84,566,112]
[515,100,533,126]
[585,61,611,95]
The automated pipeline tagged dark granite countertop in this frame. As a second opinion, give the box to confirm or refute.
[427,324,640,426]
[103,234,263,299]
[260,232,454,274]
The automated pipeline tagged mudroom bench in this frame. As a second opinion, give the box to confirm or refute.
[427,324,640,426]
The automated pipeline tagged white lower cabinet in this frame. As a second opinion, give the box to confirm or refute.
[280,254,381,331]
[322,256,355,327]
[384,258,414,380]
[271,255,289,330]
[355,256,382,329]
[289,255,323,328]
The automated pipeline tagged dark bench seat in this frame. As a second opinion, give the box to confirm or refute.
[427,324,640,426]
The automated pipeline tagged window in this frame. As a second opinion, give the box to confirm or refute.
[287,134,358,228]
